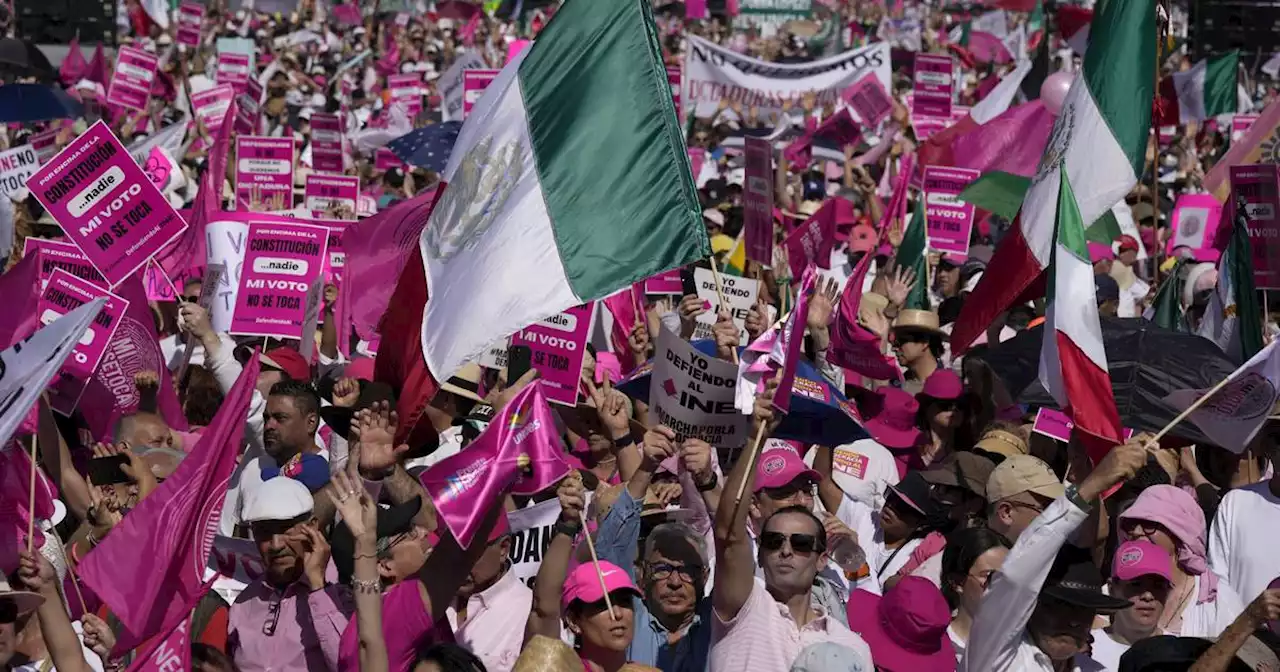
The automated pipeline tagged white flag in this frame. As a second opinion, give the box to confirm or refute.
[1163,340,1280,453]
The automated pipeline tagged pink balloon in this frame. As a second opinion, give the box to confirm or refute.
[1040,72,1074,116]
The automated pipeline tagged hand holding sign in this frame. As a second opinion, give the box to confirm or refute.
[680,437,714,484]
[642,426,677,466]
[712,310,739,362]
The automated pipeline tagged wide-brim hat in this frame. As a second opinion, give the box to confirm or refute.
[1042,547,1132,611]
[318,381,398,437]
[439,362,487,403]
[0,576,44,616]
[846,587,955,672]
[891,309,945,337]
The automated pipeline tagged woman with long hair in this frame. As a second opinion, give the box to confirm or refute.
[940,527,1012,661]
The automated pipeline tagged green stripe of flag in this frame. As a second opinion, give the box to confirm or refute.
[895,195,930,311]
[1081,0,1155,177]
[1204,50,1240,118]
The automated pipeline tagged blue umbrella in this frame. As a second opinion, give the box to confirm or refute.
[386,121,462,172]
[0,84,83,123]
[617,340,868,448]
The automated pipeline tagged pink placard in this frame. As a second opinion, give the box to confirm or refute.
[176,2,204,47]
[743,136,773,264]
[923,166,979,256]
[23,238,104,289]
[1167,194,1223,255]
[107,46,158,112]
[230,221,328,338]
[507,39,531,65]
[842,74,893,127]
[509,302,596,406]
[27,121,188,288]
[912,115,950,142]
[387,73,423,116]
[462,70,500,119]
[1033,408,1134,443]
[322,222,346,284]
[305,173,359,219]
[39,269,130,416]
[1229,164,1280,289]
[1233,114,1260,142]
[191,84,234,129]
[667,66,682,121]
[235,79,262,135]
[236,136,295,212]
[644,270,682,295]
[912,54,953,119]
[310,113,343,173]
[31,129,58,164]
[375,147,405,170]
[143,261,178,301]
[216,52,251,93]
[686,0,707,19]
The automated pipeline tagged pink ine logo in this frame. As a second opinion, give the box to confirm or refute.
[1120,547,1144,566]
[662,379,677,397]
[762,455,786,475]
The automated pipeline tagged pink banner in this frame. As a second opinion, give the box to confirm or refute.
[236,136,294,212]
[922,166,979,256]
[23,238,104,289]
[323,222,346,284]
[39,269,129,415]
[191,84,234,130]
[143,261,178,302]
[842,74,893,127]
[309,113,344,173]
[215,52,251,93]
[1232,114,1260,142]
[1168,193,1223,255]
[509,302,596,406]
[176,2,203,47]
[1231,164,1280,289]
[230,221,328,339]
[106,46,157,112]
[744,136,773,265]
[462,70,500,119]
[128,614,191,672]
[305,174,359,219]
[28,121,187,288]
[234,78,262,136]
[644,269,682,295]
[912,54,953,119]
[387,73,423,116]
[667,66,682,120]
[375,147,405,171]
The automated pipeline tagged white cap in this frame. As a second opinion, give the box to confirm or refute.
[242,477,314,523]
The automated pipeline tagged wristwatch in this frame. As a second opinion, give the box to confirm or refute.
[1064,483,1093,512]
[613,433,635,448]
[695,472,719,492]
[553,519,583,539]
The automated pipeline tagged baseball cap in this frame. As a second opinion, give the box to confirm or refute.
[755,440,821,492]
[1118,235,1141,252]
[1112,540,1174,583]
[1095,274,1120,304]
[985,454,1065,504]
[260,346,311,381]
[331,496,423,583]
[848,224,876,254]
[561,560,640,612]
[1087,242,1116,263]
[242,476,314,523]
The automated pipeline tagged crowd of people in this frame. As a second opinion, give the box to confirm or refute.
[1,0,1280,671]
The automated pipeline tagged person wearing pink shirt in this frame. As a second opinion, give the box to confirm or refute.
[445,513,532,672]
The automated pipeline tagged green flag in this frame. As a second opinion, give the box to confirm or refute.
[894,195,930,311]
[1150,259,1187,331]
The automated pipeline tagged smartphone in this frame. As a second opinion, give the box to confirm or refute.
[507,345,533,386]
[680,266,698,297]
[87,454,132,486]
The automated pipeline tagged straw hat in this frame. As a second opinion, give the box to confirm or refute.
[440,363,487,403]
[512,636,580,672]
[891,309,945,337]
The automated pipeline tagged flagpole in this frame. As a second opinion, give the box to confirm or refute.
[26,435,37,554]
[733,421,770,505]
[1150,2,1165,287]
[1143,372,1238,447]
[48,525,89,616]
[577,511,618,621]
[707,256,740,364]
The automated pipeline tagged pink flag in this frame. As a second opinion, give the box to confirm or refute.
[331,3,362,25]
[60,35,88,87]
[827,247,902,381]
[813,109,862,148]
[419,381,572,547]
[125,607,198,672]
[739,266,816,414]
[946,100,1055,178]
[686,0,707,20]
[782,133,812,167]
[602,283,645,374]
[783,198,841,279]
[876,154,914,235]
[0,445,58,576]
[0,254,40,350]
[459,13,482,46]
[79,354,260,654]
[85,43,107,88]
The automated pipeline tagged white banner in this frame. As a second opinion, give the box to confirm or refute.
[505,493,596,590]
[206,218,251,333]
[439,53,488,122]
[682,36,891,118]
[0,299,105,450]
[650,327,748,449]
[127,117,191,167]
[692,268,759,343]
[0,145,38,198]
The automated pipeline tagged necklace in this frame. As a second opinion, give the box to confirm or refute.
[1159,576,1195,633]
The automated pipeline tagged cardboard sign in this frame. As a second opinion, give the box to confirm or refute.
[27,121,187,288]
[230,221,328,339]
[644,269,683,295]
[215,52,251,93]
[236,136,294,212]
[462,70,500,118]
[509,302,595,406]
[692,267,759,342]
[23,238,104,290]
[305,174,359,220]
[842,73,894,127]
[143,146,183,194]
[191,84,235,129]
[923,166,979,256]
[387,73,424,116]
[477,337,511,370]
[1229,164,1280,289]
[1033,408,1134,443]
[1233,114,1260,142]
[744,136,773,265]
[1168,194,1223,255]
[176,2,204,47]
[667,66,682,121]
[912,54,953,119]
[143,261,178,302]
[506,498,563,589]
[912,115,950,142]
[234,78,262,135]
[31,129,59,164]
[0,145,39,198]
[375,147,405,171]
[106,46,158,112]
[39,269,129,415]
[309,113,344,173]
[650,327,748,448]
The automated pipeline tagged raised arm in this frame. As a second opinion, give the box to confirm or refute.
[525,474,587,642]
[327,470,389,672]
[19,551,90,672]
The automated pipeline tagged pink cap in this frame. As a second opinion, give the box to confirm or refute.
[561,560,640,611]
[1087,242,1115,263]
[1112,540,1173,583]
[919,370,963,401]
[754,440,821,492]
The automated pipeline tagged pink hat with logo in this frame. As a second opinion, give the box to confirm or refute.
[846,577,955,672]
[918,370,963,401]
[864,388,925,450]
[1112,540,1174,583]
[754,439,821,492]
[561,560,641,611]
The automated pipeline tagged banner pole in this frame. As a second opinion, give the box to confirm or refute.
[26,435,38,554]
[733,421,769,505]
[1144,373,1237,448]
[578,511,618,621]
[707,256,740,364]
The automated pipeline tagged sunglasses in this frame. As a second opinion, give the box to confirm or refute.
[647,562,701,583]
[759,531,826,555]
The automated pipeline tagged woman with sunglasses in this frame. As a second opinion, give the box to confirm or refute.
[940,527,1011,662]
[915,370,971,467]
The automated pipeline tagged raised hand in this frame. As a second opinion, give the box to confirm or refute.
[327,470,377,541]
[352,401,407,476]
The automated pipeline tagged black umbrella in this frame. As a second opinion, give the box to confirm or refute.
[0,38,54,81]
[969,318,1240,445]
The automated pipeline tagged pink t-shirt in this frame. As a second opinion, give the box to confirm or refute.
[338,580,456,672]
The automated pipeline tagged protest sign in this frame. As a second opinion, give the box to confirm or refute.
[650,328,748,448]
[644,270,682,295]
[506,498,562,589]
[235,78,263,136]
[0,299,104,450]
[733,0,812,35]
[309,113,344,173]
[692,267,759,342]
[106,46,158,112]
[1033,408,1134,443]
[1168,194,1223,255]
[463,70,500,119]
[23,238,103,290]
[31,130,58,164]
[230,221,328,339]
[744,137,773,265]
[191,84,235,129]
[27,121,188,288]
[206,217,250,332]
[912,54,954,119]
[215,52,251,93]
[1233,115,1259,142]
[842,73,894,128]
[0,145,38,198]
[236,137,294,212]
[923,166,979,256]
[667,66,683,120]
[322,221,346,284]
[1229,164,1280,289]
[439,52,487,122]
[374,147,404,171]
[38,270,129,415]
[176,2,204,47]
[683,36,890,117]
[387,73,424,116]
[509,302,595,406]
[477,338,510,370]
[305,174,359,220]
[912,115,950,142]
[143,262,178,302]
[877,17,923,51]
[143,146,184,195]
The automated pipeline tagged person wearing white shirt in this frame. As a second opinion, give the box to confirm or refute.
[958,440,1148,672]
[939,527,1011,662]
[1209,475,1280,605]
[1088,540,1177,671]
[805,439,900,511]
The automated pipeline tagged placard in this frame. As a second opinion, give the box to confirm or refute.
[387,73,423,116]
[743,136,773,265]
[667,66,682,121]
[309,113,344,173]
[39,269,129,415]
[644,270,683,295]
[0,145,39,198]
[143,261,178,302]
[462,70,500,118]
[106,46,158,112]
[215,52,251,93]
[1167,194,1223,255]
[692,267,759,342]
[236,136,294,212]
[1229,164,1280,289]
[649,327,748,448]
[31,129,59,164]
[912,54,953,119]
[923,166,979,256]
[1232,115,1259,142]
[509,302,595,406]
[1033,408,1134,443]
[234,78,262,136]
[176,2,204,47]
[912,115,950,142]
[23,238,104,290]
[230,221,329,339]
[191,84,234,129]
[305,174,359,219]
[477,338,510,370]
[27,121,188,288]
[842,73,894,127]
[322,221,346,284]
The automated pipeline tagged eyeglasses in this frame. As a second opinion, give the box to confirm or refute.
[761,480,814,502]
[648,562,701,583]
[968,569,998,590]
[759,531,826,555]
[0,600,17,624]
[262,595,282,635]
[1005,499,1045,515]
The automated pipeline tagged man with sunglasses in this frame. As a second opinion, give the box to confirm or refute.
[986,455,1065,543]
